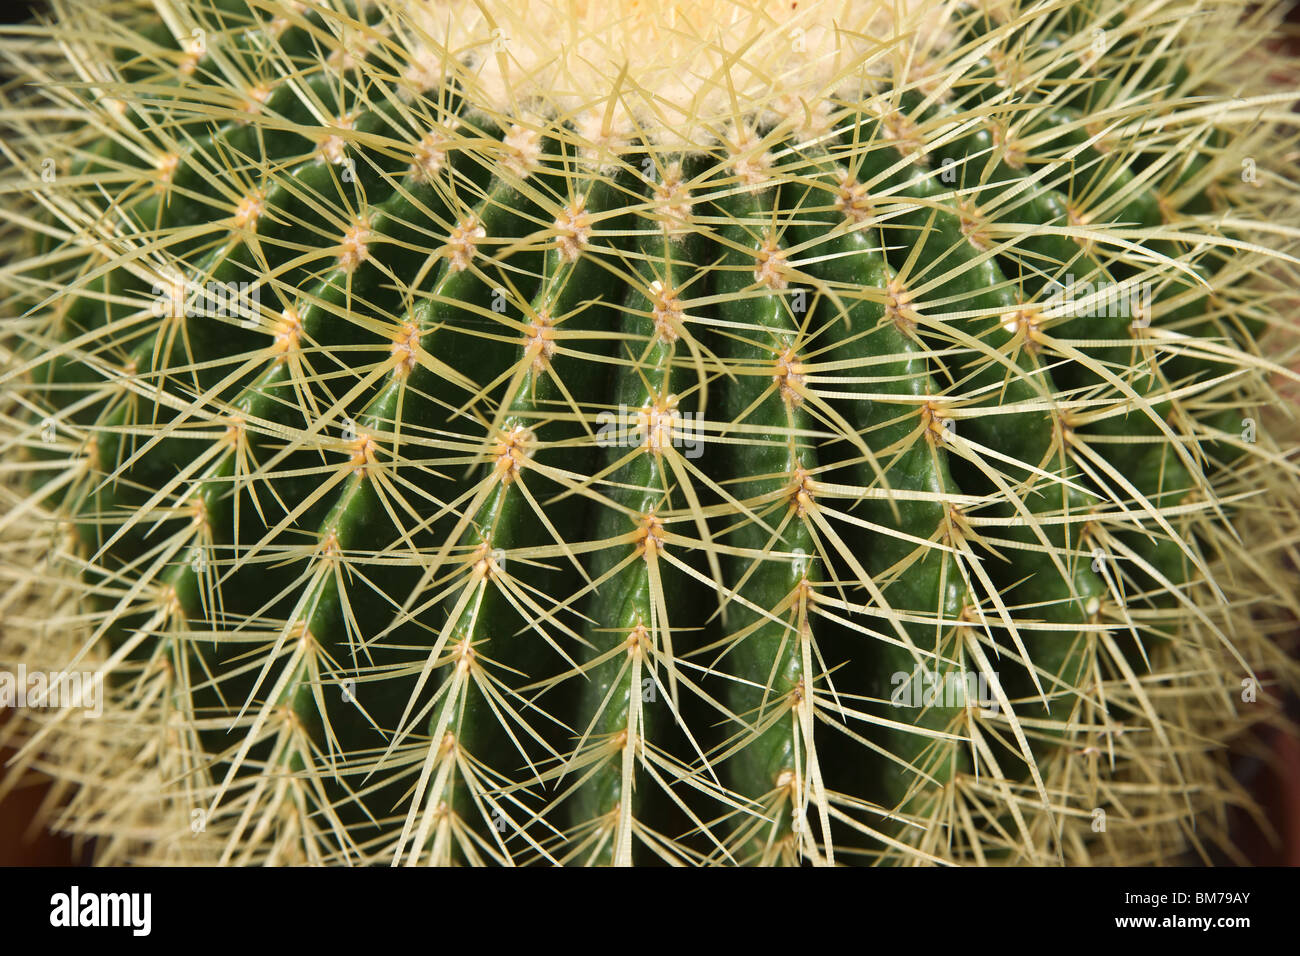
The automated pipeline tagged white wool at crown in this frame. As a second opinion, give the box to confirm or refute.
[403,0,958,151]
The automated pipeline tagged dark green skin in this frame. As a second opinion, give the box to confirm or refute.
[398,165,633,859]
[935,75,1233,642]
[876,171,1104,735]
[789,151,975,830]
[569,216,702,865]
[928,24,1246,761]
[705,182,817,860]
[21,1,1248,864]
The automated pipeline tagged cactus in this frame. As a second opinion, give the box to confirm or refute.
[2,0,1300,866]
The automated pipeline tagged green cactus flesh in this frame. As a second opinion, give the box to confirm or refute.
[4,0,1300,865]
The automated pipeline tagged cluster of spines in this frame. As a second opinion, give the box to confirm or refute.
[1,0,1298,866]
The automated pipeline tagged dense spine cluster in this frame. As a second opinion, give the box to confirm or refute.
[2,0,1300,866]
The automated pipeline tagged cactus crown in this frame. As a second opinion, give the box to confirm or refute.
[2,0,1300,866]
